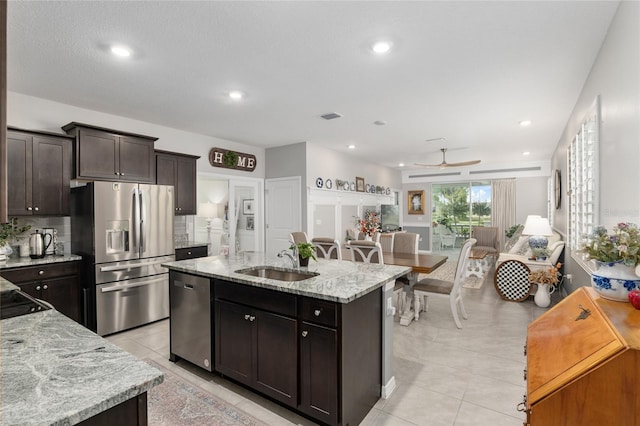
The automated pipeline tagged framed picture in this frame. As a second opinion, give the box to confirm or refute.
[356,177,365,192]
[408,190,424,215]
[243,199,254,215]
[246,216,255,230]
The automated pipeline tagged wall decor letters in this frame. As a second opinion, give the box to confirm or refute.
[208,147,257,172]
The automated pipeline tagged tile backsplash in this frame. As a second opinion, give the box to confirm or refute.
[10,215,196,256]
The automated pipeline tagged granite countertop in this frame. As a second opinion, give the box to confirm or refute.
[0,277,20,293]
[0,309,164,425]
[162,253,410,303]
[0,254,83,269]
[175,240,209,250]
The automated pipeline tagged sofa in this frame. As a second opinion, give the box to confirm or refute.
[497,230,564,271]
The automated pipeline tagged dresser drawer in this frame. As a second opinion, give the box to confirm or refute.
[175,246,208,260]
[301,297,338,328]
[1,261,80,283]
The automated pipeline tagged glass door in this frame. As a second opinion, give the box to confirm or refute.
[431,181,491,259]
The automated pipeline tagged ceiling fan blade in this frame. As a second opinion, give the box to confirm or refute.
[442,159,482,167]
[413,162,445,167]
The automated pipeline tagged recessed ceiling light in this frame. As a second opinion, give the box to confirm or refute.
[348,144,356,150]
[229,91,244,100]
[523,151,531,156]
[371,41,392,54]
[110,45,132,58]
[519,120,532,127]
[398,163,405,167]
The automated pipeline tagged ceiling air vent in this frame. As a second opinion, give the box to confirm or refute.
[320,112,343,120]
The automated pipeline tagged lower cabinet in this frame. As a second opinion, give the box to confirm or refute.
[0,261,82,323]
[300,322,338,424]
[212,279,381,426]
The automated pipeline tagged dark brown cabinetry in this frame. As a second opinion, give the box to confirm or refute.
[215,282,298,406]
[62,122,157,183]
[7,128,73,216]
[155,150,199,215]
[1,261,82,323]
[174,245,208,260]
[211,279,382,426]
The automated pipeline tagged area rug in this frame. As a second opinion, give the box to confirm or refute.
[145,359,268,426]
[419,261,485,289]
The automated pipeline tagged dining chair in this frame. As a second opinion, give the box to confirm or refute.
[412,238,476,328]
[311,237,342,260]
[392,232,420,314]
[290,232,309,245]
[348,240,384,264]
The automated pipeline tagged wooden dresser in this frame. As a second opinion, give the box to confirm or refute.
[524,286,640,426]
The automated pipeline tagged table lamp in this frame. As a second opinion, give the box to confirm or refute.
[198,202,218,244]
[522,216,553,250]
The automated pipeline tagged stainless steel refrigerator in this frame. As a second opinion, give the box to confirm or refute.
[71,181,174,335]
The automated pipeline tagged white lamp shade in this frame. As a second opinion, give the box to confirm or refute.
[198,202,218,218]
[522,217,553,236]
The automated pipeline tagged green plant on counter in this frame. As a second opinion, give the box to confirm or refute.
[292,242,317,261]
[0,218,31,247]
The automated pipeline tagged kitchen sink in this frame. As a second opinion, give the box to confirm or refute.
[235,266,319,282]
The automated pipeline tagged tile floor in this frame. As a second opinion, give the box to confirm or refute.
[107,268,554,425]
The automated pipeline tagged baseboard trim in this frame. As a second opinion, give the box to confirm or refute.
[381,375,397,399]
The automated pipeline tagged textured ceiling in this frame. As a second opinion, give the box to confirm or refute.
[7,1,619,170]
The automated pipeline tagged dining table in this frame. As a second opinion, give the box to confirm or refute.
[382,252,448,326]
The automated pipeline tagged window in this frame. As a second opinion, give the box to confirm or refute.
[568,96,600,260]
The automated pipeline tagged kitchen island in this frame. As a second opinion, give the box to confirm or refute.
[0,278,164,425]
[162,253,410,426]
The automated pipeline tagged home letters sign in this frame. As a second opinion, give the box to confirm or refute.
[208,148,257,172]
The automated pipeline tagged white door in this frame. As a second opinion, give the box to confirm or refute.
[266,177,301,257]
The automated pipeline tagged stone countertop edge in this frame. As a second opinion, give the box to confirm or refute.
[0,254,83,269]
[174,241,209,250]
[162,254,411,304]
[0,277,20,293]
[0,310,164,425]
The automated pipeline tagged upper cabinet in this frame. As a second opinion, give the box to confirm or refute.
[7,128,73,216]
[155,150,200,215]
[62,122,157,183]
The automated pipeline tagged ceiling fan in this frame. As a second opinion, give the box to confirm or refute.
[415,138,481,168]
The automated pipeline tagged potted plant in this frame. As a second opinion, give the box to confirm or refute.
[581,222,640,301]
[292,242,317,267]
[0,218,31,259]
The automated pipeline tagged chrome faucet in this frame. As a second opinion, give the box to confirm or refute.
[278,246,299,269]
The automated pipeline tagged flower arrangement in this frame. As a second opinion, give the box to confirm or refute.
[529,262,562,285]
[356,210,381,237]
[581,223,640,267]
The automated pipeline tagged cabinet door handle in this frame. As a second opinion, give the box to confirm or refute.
[34,207,39,211]
[187,251,192,255]
[120,173,125,176]
[301,331,308,337]
[38,270,44,275]
[27,207,33,211]
[43,285,48,290]
[314,309,321,316]
[249,316,255,322]
[115,172,120,175]
[244,314,250,320]
[36,285,41,291]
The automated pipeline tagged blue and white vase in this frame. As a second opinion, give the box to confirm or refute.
[591,261,640,302]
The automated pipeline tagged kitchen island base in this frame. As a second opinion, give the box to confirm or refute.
[169,273,384,426]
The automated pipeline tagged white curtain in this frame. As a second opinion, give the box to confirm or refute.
[491,179,516,250]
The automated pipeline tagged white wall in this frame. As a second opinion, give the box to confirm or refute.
[306,142,402,190]
[8,92,266,178]
[551,1,640,292]
[515,177,550,225]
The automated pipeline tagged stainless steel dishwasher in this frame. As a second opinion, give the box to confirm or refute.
[169,271,212,371]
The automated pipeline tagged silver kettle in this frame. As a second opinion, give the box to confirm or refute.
[29,230,52,259]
